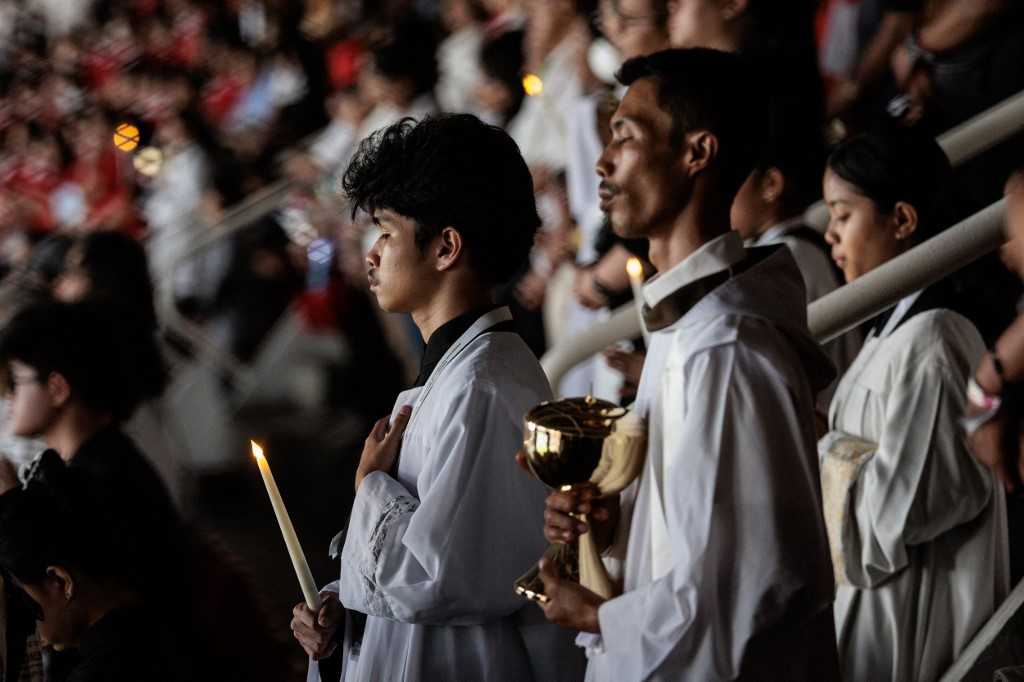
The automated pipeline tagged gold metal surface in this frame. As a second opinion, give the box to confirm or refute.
[514,396,646,602]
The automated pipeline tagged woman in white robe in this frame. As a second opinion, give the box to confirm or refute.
[821,132,1009,682]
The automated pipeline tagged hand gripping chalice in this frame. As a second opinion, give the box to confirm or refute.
[514,396,646,603]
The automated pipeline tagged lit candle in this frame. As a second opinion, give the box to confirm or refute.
[251,441,321,610]
[626,257,651,344]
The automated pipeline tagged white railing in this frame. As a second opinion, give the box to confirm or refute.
[940,576,1024,681]
[809,198,1005,343]
[158,179,294,393]
[542,198,1007,386]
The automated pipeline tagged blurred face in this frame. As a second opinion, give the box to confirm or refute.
[4,361,58,437]
[596,79,686,241]
[598,0,670,59]
[1000,171,1024,277]
[473,76,514,117]
[823,168,907,283]
[365,209,438,312]
[19,570,85,650]
[667,0,732,49]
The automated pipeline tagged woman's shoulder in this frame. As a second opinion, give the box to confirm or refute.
[887,308,985,374]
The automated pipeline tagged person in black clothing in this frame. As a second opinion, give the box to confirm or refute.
[0,456,195,682]
[0,301,293,681]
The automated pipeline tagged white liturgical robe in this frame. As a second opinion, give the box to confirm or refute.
[824,291,1009,682]
[310,308,584,682]
[580,232,839,681]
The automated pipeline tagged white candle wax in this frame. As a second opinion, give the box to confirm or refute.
[626,257,651,345]
[251,441,321,610]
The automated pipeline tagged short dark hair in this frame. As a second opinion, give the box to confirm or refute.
[71,231,158,332]
[617,48,765,200]
[479,29,526,124]
[0,454,130,588]
[343,114,541,286]
[0,301,168,421]
[827,130,954,243]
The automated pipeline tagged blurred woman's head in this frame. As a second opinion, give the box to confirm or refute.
[54,232,157,332]
[475,29,526,125]
[0,301,167,438]
[596,0,670,60]
[824,131,953,283]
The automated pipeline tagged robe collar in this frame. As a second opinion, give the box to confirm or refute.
[414,305,500,388]
[641,231,746,332]
[749,216,806,246]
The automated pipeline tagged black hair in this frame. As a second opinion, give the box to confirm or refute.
[343,114,541,286]
[827,130,954,243]
[0,454,130,588]
[25,235,75,285]
[479,29,526,124]
[0,301,168,421]
[756,112,825,214]
[70,231,158,332]
[617,48,766,201]
[370,16,440,99]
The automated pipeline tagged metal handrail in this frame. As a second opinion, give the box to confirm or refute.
[542,198,1007,387]
[157,178,295,391]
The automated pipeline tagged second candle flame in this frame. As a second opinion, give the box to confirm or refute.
[251,440,264,460]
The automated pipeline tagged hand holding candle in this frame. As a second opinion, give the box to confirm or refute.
[626,257,651,345]
[251,441,321,610]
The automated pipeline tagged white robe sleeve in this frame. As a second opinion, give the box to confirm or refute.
[839,357,992,588]
[597,342,830,679]
[338,379,546,626]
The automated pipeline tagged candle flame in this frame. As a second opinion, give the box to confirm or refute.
[250,440,264,460]
[522,73,544,97]
[626,257,643,279]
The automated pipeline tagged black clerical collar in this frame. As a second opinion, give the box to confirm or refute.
[413,306,498,387]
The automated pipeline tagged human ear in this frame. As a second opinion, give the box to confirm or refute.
[46,566,75,601]
[761,167,786,204]
[45,373,71,409]
[892,201,919,241]
[434,227,464,272]
[683,131,719,179]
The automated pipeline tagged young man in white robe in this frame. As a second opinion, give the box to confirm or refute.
[532,49,841,680]
[291,114,585,682]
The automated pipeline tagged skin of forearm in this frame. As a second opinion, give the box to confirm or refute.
[918,0,1006,53]
[856,12,915,85]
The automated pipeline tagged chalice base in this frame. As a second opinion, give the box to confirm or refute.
[514,542,579,604]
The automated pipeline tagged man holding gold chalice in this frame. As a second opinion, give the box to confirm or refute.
[528,49,841,681]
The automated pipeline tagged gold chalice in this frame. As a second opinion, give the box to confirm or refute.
[514,396,646,603]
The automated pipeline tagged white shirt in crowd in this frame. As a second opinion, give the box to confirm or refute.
[824,290,1009,682]
[580,232,838,680]
[435,24,484,115]
[311,308,584,682]
[508,35,582,171]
